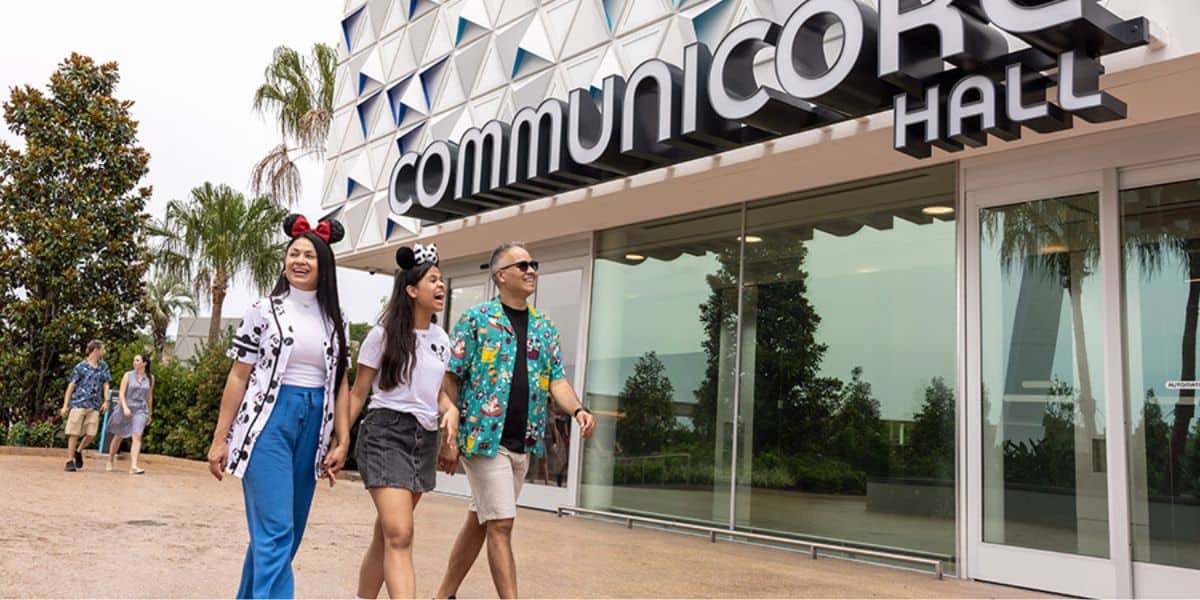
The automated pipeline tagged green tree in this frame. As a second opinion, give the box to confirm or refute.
[0,54,152,421]
[250,43,336,206]
[907,377,956,480]
[144,272,196,360]
[617,351,676,457]
[832,367,889,477]
[162,183,285,346]
[693,238,841,459]
[1135,389,1172,496]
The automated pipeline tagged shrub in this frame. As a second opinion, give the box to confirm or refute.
[6,421,29,446]
[27,417,57,448]
[141,359,196,457]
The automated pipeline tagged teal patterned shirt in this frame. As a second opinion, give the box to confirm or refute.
[448,298,566,457]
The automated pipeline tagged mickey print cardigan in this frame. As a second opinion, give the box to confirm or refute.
[224,295,348,480]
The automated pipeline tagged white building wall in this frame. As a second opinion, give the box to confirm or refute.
[322,0,1196,263]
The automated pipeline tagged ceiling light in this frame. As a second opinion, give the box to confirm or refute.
[625,253,646,262]
[922,205,955,216]
[856,267,879,274]
[737,235,764,243]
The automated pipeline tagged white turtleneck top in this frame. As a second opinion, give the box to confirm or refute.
[280,286,330,389]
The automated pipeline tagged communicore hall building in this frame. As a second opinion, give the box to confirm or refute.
[319,1,1200,596]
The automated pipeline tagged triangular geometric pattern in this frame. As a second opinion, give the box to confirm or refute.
[561,0,611,59]
[367,0,392,38]
[618,0,671,34]
[381,0,408,35]
[684,0,737,48]
[454,36,490,94]
[456,0,493,45]
[543,0,577,58]
[495,0,538,28]
[423,11,456,63]
[325,0,809,216]
[601,0,626,32]
[409,0,442,19]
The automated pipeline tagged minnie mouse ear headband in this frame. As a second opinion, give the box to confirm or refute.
[283,214,345,245]
[395,243,439,270]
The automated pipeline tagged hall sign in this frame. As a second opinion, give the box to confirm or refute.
[390,0,1148,222]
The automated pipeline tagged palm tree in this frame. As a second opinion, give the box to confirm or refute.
[251,43,336,206]
[144,272,197,359]
[162,183,286,345]
[983,196,1102,442]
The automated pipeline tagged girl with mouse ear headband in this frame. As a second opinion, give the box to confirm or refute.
[341,241,454,599]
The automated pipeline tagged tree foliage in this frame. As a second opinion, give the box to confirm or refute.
[0,54,151,421]
[161,183,285,346]
[250,43,336,206]
[617,351,676,456]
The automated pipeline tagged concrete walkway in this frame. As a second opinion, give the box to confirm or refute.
[0,450,1053,598]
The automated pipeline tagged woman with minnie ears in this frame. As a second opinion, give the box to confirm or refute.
[344,243,454,599]
[206,213,353,599]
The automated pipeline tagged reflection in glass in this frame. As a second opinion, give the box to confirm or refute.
[581,207,741,526]
[980,193,1109,557]
[736,166,957,559]
[527,268,585,488]
[1123,179,1200,569]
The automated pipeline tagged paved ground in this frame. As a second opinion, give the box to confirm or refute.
[0,449,1054,598]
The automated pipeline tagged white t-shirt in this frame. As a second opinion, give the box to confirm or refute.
[357,324,451,431]
[280,287,329,389]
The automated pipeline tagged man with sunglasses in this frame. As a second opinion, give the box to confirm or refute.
[435,241,595,599]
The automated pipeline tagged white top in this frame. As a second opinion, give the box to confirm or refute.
[357,324,451,431]
[280,286,329,389]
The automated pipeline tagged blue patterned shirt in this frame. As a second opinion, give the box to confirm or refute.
[68,360,111,410]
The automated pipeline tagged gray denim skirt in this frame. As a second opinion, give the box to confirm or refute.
[355,408,439,492]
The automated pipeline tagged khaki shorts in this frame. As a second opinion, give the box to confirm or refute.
[461,446,530,524]
[65,408,100,437]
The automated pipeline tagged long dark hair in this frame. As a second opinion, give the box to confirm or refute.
[271,216,349,389]
[378,260,439,391]
[135,354,152,381]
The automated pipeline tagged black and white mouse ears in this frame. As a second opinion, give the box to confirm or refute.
[283,214,345,245]
[395,243,439,270]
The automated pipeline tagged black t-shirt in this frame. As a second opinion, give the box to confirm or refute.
[501,304,530,453]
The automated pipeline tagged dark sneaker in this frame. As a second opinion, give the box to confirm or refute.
[74,451,83,469]
[64,460,77,472]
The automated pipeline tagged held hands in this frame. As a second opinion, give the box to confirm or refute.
[207,439,229,481]
[438,408,460,475]
[322,443,348,488]
[576,408,596,440]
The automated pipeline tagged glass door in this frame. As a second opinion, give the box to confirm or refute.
[516,256,591,511]
[965,173,1123,597]
[1120,166,1200,599]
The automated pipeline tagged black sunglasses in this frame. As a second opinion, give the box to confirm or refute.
[497,260,539,273]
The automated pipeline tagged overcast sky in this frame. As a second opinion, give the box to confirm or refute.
[0,0,394,326]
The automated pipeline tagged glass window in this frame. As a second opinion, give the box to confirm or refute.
[979,193,1109,558]
[1123,178,1200,570]
[581,206,741,526]
[736,166,958,559]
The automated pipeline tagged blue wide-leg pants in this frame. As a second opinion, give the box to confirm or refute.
[236,385,324,599]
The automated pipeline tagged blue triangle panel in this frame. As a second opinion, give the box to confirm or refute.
[409,0,419,18]
[342,7,365,53]
[397,123,425,154]
[321,206,345,221]
[386,219,397,239]
[513,48,527,78]
[602,0,619,31]
[456,18,469,45]
[693,0,734,47]
[387,77,413,124]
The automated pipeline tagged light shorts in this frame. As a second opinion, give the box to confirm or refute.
[461,446,530,524]
[65,408,100,437]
